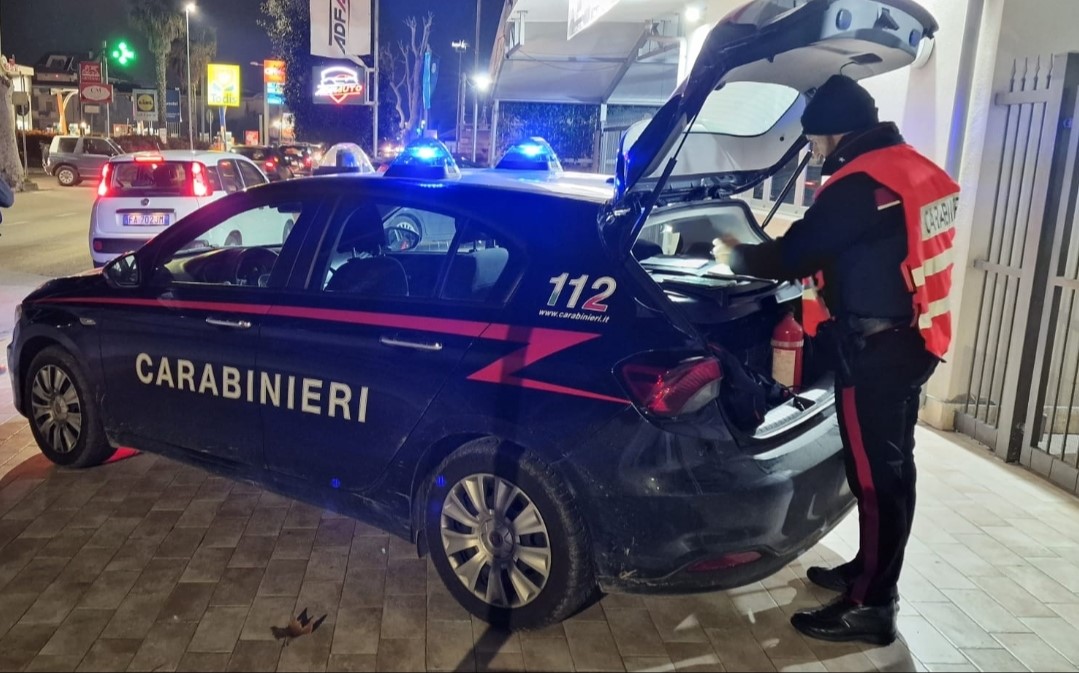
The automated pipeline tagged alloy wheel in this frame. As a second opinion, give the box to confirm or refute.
[30,365,82,454]
[440,473,553,608]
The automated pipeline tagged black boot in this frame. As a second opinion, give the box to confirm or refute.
[790,596,898,645]
[806,565,853,593]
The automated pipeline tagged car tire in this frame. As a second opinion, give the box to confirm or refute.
[424,437,595,630]
[24,346,115,468]
[224,231,243,247]
[56,166,79,187]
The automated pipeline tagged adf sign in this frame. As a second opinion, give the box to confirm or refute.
[132,89,158,123]
[208,64,241,107]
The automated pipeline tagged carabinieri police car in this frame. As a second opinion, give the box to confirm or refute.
[7,0,936,629]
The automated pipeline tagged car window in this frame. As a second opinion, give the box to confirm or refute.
[110,161,191,197]
[216,159,244,194]
[154,197,316,288]
[85,138,114,155]
[697,82,801,137]
[238,160,268,187]
[317,198,466,300]
[57,138,77,153]
[441,225,520,305]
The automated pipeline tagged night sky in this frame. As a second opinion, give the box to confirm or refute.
[0,0,504,127]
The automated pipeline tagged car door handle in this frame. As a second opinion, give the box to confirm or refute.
[379,336,443,352]
[205,317,252,330]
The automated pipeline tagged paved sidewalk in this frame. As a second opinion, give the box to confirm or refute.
[0,418,1077,671]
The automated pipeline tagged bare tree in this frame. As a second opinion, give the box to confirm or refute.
[130,0,185,125]
[0,59,26,190]
[379,13,433,141]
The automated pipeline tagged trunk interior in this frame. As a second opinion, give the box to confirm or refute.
[634,200,835,440]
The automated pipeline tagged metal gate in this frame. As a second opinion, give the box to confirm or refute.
[956,53,1079,494]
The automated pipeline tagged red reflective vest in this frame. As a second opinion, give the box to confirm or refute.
[809,144,960,358]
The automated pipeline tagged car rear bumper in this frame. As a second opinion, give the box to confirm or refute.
[561,405,853,594]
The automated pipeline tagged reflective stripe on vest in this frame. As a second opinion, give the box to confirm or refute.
[814,143,960,358]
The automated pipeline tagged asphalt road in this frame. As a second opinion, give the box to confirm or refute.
[0,177,98,343]
[0,178,97,278]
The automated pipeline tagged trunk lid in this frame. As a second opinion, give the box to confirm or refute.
[612,0,937,221]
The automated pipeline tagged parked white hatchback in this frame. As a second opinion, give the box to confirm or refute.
[89,150,270,267]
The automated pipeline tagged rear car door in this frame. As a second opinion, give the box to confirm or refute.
[259,189,519,490]
[97,189,327,464]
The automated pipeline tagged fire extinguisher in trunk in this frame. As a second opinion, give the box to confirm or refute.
[772,313,804,390]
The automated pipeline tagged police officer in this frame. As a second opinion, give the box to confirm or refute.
[724,75,960,645]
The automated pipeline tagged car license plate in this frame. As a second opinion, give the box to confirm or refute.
[123,212,170,226]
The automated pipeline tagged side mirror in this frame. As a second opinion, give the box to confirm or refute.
[103,253,141,288]
[384,225,421,252]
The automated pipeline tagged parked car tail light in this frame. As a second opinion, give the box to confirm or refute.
[191,161,209,197]
[265,160,276,171]
[620,356,722,417]
[97,164,110,197]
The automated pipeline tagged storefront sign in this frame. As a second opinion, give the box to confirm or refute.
[312,64,368,105]
[208,63,241,107]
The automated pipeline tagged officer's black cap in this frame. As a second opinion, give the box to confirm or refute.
[801,75,879,136]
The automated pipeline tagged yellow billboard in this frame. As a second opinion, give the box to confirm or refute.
[207,64,241,107]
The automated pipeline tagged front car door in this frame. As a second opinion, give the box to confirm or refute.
[97,188,326,465]
[258,186,522,491]
[82,138,117,176]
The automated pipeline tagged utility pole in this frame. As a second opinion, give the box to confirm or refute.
[372,0,380,158]
[472,0,482,162]
[452,40,468,152]
[101,41,112,135]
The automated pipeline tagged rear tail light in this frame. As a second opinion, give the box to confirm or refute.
[97,164,110,197]
[265,160,276,170]
[134,153,164,163]
[191,161,209,197]
[304,156,312,167]
[620,356,722,417]
[92,239,103,252]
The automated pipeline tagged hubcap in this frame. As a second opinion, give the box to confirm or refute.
[440,473,552,609]
[30,365,82,454]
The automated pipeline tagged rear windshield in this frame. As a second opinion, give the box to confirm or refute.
[110,161,192,197]
[696,82,801,137]
[237,148,273,161]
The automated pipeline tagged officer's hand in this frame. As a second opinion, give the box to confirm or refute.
[711,234,741,264]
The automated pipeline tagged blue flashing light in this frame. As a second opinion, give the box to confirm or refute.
[435,474,446,488]
[519,144,545,158]
[331,477,341,489]
[385,138,461,180]
[496,137,564,173]
[909,29,922,47]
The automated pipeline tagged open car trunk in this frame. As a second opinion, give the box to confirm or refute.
[634,200,834,440]
[610,0,938,438]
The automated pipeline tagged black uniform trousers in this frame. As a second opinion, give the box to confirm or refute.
[828,326,938,607]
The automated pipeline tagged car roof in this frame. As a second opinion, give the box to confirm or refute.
[109,150,254,163]
[283,170,613,205]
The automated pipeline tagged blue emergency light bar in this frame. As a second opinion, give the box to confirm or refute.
[496,137,564,173]
[385,139,461,180]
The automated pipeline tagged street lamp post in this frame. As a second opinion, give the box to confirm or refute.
[185,3,197,149]
[451,40,468,154]
[471,73,490,163]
